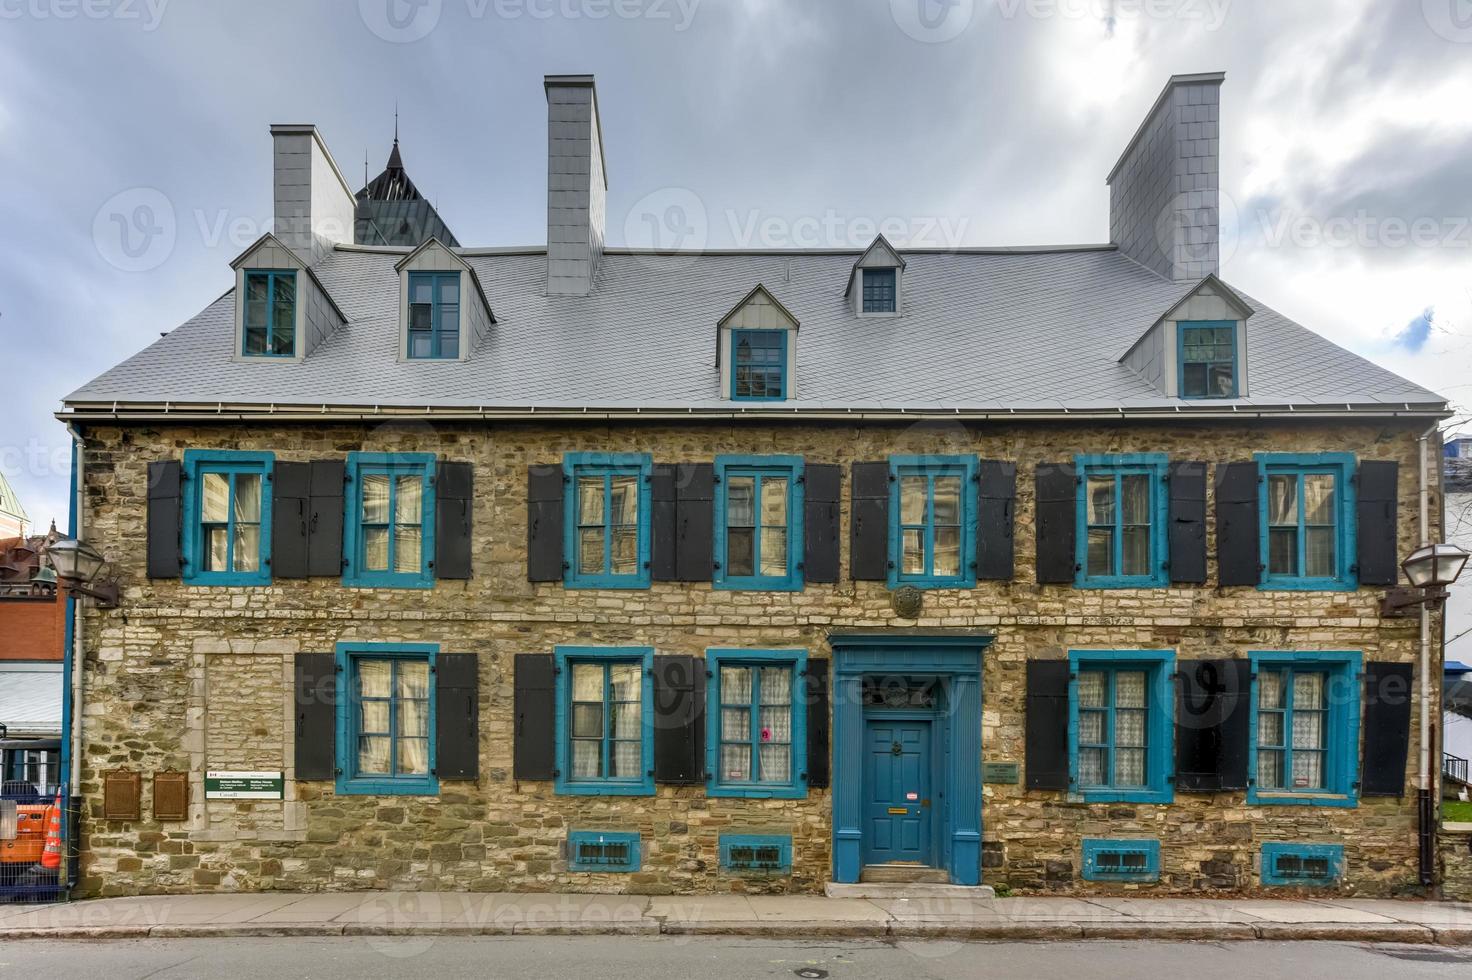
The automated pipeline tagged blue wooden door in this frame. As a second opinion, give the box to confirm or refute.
[863,720,932,865]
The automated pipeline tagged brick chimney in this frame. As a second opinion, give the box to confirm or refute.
[544,75,607,296]
[1107,73,1225,282]
[270,124,356,266]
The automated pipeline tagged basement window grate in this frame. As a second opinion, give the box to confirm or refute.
[720,834,793,874]
[1081,838,1160,882]
[1261,843,1343,886]
[567,831,640,873]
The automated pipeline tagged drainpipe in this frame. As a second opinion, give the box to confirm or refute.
[65,424,85,800]
[1417,422,1439,888]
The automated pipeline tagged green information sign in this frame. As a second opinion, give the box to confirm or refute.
[205,770,284,800]
[982,762,1020,785]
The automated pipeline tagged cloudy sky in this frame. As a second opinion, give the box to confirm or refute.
[1,0,1470,532]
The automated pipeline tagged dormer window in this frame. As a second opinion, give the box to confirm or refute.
[242,270,297,357]
[1179,321,1237,398]
[717,284,799,403]
[862,269,897,314]
[408,271,461,359]
[732,329,787,400]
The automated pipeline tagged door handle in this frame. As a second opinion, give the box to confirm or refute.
[921,798,931,808]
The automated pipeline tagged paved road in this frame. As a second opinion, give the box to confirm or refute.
[1,937,1471,979]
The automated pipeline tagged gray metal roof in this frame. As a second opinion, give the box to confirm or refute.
[0,663,63,736]
[63,244,1446,418]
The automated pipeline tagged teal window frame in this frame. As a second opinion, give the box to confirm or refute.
[342,452,436,590]
[333,642,439,796]
[705,649,808,799]
[887,454,979,589]
[731,329,787,401]
[1256,453,1357,591]
[181,449,274,587]
[1260,842,1344,886]
[1177,319,1238,398]
[713,455,805,591]
[1248,651,1361,807]
[567,830,641,872]
[1081,838,1161,883]
[554,646,655,797]
[1067,649,1175,804]
[719,833,794,873]
[242,269,297,358]
[862,268,897,313]
[406,270,461,360]
[1074,453,1169,589]
[563,452,653,590]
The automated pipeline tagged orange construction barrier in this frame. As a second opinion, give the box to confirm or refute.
[39,797,62,870]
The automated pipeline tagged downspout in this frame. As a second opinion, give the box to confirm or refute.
[66,424,85,800]
[1417,422,1439,888]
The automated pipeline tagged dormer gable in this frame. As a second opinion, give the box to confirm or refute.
[229,233,346,362]
[844,234,906,317]
[1121,273,1254,399]
[394,238,496,361]
[716,284,799,401]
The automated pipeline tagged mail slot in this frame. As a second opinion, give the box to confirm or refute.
[887,807,909,815]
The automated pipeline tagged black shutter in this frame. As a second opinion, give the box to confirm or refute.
[850,462,890,581]
[650,464,678,581]
[527,464,565,583]
[146,460,183,579]
[306,459,345,578]
[434,461,474,580]
[1169,461,1208,585]
[675,463,715,582]
[1356,461,1400,586]
[513,654,556,780]
[803,464,842,584]
[653,655,705,784]
[1025,660,1070,791]
[1216,461,1261,586]
[271,461,310,579]
[805,658,831,789]
[1034,463,1077,585]
[1175,659,1250,791]
[977,460,1016,581]
[434,653,479,780]
[293,653,337,780]
[1361,661,1413,797]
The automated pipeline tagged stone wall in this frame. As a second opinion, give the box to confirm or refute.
[1443,831,1472,901]
[72,418,1440,897]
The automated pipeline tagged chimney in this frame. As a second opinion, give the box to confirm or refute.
[544,75,607,296]
[1106,72,1224,282]
[270,124,356,265]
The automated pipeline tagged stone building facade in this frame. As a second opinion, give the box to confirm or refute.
[61,73,1452,898]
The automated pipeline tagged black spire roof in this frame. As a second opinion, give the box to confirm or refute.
[354,134,459,247]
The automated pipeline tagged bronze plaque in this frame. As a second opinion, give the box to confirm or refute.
[153,772,189,822]
[103,770,142,821]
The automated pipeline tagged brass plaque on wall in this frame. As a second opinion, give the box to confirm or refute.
[103,770,142,821]
[152,772,189,822]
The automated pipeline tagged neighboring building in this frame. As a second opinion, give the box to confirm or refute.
[0,472,27,540]
[0,528,67,794]
[1444,436,1472,460]
[59,73,1449,899]
[1444,456,1472,794]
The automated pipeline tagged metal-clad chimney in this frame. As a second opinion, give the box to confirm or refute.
[544,75,607,297]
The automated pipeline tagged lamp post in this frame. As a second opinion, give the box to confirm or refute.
[44,536,119,608]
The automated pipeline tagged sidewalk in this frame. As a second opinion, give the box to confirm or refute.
[2,892,1472,944]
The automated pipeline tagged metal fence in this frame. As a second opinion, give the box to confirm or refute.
[0,786,75,904]
[1447,753,1471,788]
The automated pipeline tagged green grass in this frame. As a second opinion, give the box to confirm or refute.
[1445,801,1472,823]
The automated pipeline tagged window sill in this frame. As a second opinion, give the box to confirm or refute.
[342,576,435,591]
[706,783,807,800]
[183,573,272,588]
[714,578,804,593]
[563,577,652,591]
[1075,577,1169,590]
[335,777,439,796]
[888,577,978,591]
[1075,788,1174,805]
[1249,791,1357,808]
[554,780,654,797]
[1257,580,1356,593]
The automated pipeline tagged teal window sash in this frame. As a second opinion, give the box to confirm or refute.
[1248,651,1360,807]
[242,269,297,358]
[1081,838,1161,882]
[731,329,787,401]
[719,833,794,873]
[886,454,978,589]
[1177,319,1238,398]
[705,649,808,799]
[1074,453,1169,588]
[554,646,655,796]
[1256,453,1357,591]
[1261,842,1344,886]
[567,830,641,872]
[407,271,460,359]
[862,268,897,313]
[334,642,439,796]
[713,455,804,591]
[181,450,274,586]
[1067,650,1175,804]
[563,453,652,589]
[342,452,436,590]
